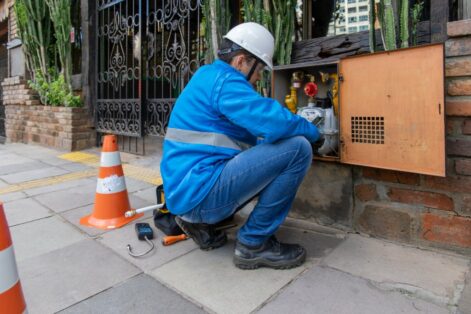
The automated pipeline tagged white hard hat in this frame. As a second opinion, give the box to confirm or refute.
[224,22,275,70]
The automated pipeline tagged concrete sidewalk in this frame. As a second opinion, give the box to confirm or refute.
[0,142,470,314]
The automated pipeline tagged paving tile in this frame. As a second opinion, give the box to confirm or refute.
[275,226,344,259]
[99,217,197,272]
[125,177,154,193]
[0,161,49,175]
[133,186,157,204]
[150,237,314,314]
[0,166,69,184]
[40,156,78,166]
[0,191,28,203]
[60,205,109,237]
[34,183,97,212]
[10,215,86,262]
[59,274,207,314]
[257,266,449,314]
[60,195,153,237]
[7,144,59,160]
[0,153,36,166]
[226,213,344,260]
[133,157,162,169]
[3,198,52,226]
[23,177,96,197]
[128,193,154,210]
[18,239,141,314]
[58,162,95,172]
[323,234,470,305]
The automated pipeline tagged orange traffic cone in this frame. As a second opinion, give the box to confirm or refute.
[0,203,27,314]
[80,135,143,229]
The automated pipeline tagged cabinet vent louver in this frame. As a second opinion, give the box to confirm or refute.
[351,116,384,144]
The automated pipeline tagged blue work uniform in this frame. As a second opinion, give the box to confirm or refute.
[160,60,320,215]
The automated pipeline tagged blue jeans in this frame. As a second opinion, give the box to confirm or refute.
[180,136,313,246]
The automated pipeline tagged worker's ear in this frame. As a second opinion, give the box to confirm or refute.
[231,54,245,72]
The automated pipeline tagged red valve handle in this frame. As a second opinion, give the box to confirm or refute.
[304,82,318,98]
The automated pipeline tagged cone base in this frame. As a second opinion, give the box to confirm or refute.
[80,212,144,230]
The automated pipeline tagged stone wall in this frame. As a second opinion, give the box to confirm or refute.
[3,76,95,151]
[293,20,471,255]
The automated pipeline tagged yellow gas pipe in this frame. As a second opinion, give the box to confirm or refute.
[285,86,298,113]
[285,72,303,114]
[320,72,339,116]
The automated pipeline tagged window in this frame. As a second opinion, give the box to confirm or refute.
[359,15,368,22]
[359,5,368,12]
[339,27,346,33]
[348,7,357,13]
[359,0,367,2]
[359,25,369,31]
[348,26,358,33]
[348,0,356,4]
[348,16,357,23]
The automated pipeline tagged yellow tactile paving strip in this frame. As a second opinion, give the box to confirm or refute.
[0,152,162,195]
[59,152,101,167]
[59,152,163,185]
[0,169,97,194]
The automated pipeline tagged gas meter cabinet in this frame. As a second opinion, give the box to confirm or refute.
[272,43,445,177]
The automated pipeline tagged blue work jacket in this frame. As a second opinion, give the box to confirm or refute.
[161,60,320,215]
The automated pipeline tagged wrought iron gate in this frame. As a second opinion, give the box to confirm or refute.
[96,0,204,143]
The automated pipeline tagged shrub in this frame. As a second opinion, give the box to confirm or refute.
[29,69,82,107]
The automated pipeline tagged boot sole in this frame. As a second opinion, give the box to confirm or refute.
[233,249,306,270]
[175,217,227,251]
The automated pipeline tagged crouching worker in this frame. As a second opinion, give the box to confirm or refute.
[160,22,321,270]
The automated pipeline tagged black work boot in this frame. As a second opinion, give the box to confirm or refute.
[175,216,227,251]
[233,236,306,270]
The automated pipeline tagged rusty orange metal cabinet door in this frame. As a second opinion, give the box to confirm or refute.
[338,44,446,177]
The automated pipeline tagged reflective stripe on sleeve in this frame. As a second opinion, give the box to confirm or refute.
[165,128,252,151]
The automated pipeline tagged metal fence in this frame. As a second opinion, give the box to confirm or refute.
[95,0,204,145]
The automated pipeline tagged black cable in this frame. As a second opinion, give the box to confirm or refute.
[126,236,155,257]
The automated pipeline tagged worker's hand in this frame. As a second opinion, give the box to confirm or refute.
[312,137,326,154]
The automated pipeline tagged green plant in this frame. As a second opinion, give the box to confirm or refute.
[378,0,397,50]
[15,0,52,81]
[29,69,82,107]
[15,0,79,106]
[242,0,296,66]
[370,0,424,52]
[240,0,296,96]
[203,0,231,64]
[369,0,376,52]
[46,0,73,91]
[271,0,296,66]
[399,0,409,48]
[411,1,424,46]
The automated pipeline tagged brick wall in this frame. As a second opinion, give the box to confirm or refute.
[2,76,39,105]
[8,0,18,41]
[353,20,471,254]
[3,76,95,151]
